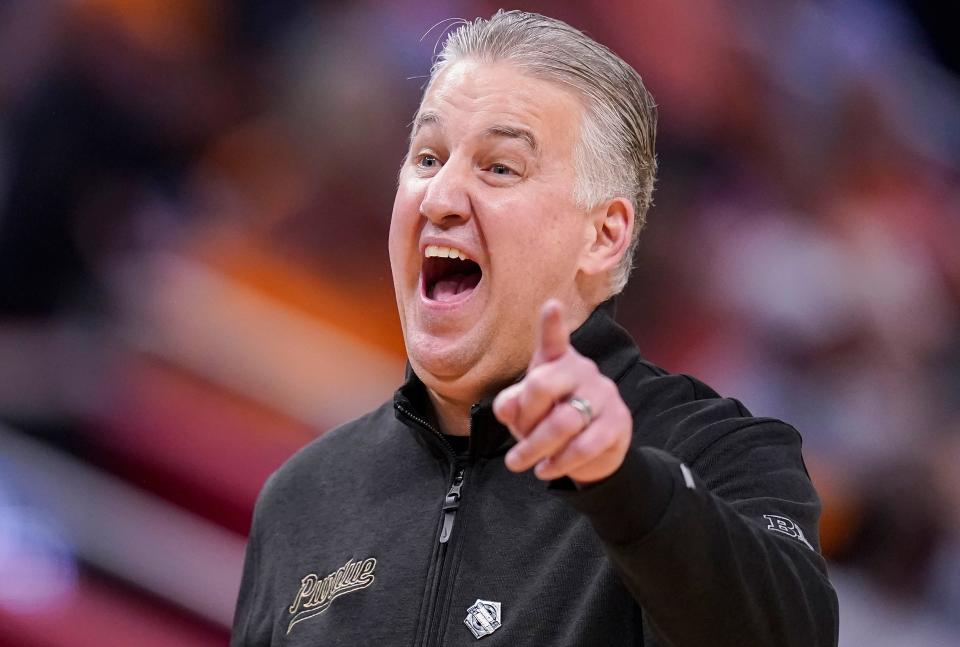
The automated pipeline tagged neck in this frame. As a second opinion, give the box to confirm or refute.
[427,388,472,436]
[415,297,605,437]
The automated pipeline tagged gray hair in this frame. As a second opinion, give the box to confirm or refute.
[426,10,658,295]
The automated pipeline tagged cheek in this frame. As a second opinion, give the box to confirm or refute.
[489,200,581,282]
[489,228,568,305]
[388,181,423,269]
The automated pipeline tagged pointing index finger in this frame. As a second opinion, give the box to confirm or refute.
[532,299,569,367]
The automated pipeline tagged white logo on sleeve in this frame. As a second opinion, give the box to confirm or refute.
[763,515,814,550]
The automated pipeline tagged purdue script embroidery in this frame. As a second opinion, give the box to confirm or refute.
[287,557,377,634]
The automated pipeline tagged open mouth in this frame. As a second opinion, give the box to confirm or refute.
[422,252,483,302]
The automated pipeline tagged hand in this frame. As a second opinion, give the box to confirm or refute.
[494,299,632,485]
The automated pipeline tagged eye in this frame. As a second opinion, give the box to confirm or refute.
[489,163,515,176]
[417,154,441,169]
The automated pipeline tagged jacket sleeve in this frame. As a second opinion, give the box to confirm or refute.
[552,377,839,646]
[231,476,275,647]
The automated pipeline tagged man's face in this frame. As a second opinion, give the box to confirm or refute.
[389,60,591,403]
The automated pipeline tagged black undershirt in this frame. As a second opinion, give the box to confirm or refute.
[442,433,470,459]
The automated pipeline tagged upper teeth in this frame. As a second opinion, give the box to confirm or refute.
[425,245,468,261]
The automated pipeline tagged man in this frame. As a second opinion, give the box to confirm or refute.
[232,10,839,646]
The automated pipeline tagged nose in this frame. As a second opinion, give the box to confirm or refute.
[419,158,472,228]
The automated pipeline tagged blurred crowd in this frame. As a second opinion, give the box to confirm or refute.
[0,1,958,645]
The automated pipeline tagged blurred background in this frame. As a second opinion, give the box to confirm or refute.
[0,0,957,644]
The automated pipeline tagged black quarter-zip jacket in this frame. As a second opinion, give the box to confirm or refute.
[231,302,839,646]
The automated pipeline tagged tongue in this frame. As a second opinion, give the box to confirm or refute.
[431,273,480,302]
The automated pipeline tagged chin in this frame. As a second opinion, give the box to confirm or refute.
[408,332,528,408]
[407,330,480,382]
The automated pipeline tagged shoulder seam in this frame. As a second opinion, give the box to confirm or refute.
[682,374,701,400]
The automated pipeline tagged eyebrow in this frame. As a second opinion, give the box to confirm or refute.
[412,111,441,134]
[482,124,539,154]
[411,112,539,154]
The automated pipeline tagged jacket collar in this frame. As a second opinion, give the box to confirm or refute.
[393,298,641,460]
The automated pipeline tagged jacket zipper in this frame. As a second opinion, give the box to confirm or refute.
[395,403,456,456]
[439,467,465,543]
[395,401,476,646]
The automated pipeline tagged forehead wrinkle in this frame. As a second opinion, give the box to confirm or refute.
[412,62,582,160]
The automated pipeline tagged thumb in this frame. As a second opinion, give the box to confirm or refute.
[531,299,569,367]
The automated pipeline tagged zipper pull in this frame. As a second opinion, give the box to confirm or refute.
[439,468,465,544]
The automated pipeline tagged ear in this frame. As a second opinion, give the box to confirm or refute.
[579,196,635,281]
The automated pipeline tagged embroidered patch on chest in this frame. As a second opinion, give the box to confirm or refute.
[287,557,377,634]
